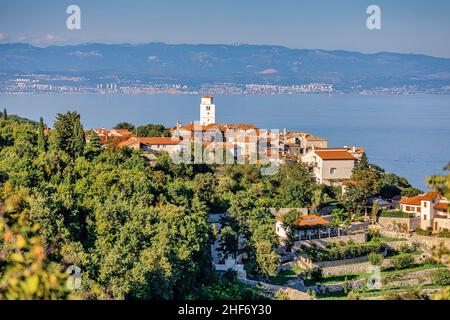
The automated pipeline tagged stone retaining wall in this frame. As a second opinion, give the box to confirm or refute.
[293,232,367,251]
[372,228,450,251]
[377,216,421,233]
[318,248,388,275]
[410,234,450,250]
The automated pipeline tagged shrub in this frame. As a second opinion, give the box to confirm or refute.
[438,229,450,238]
[305,267,323,281]
[368,228,381,240]
[380,210,412,218]
[431,269,450,286]
[310,243,384,262]
[398,243,417,254]
[391,254,415,270]
[368,253,384,266]
[274,290,290,300]
[415,228,432,236]
[422,256,438,265]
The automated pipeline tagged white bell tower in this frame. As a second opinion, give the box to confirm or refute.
[200,95,216,126]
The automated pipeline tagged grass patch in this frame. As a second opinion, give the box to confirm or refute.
[317,283,443,300]
[381,263,443,276]
[271,266,304,285]
[304,272,367,287]
[306,262,442,288]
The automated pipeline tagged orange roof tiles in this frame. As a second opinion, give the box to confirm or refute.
[305,134,327,141]
[434,202,449,210]
[298,215,329,227]
[136,137,181,145]
[314,150,356,160]
[117,137,182,148]
[400,192,440,205]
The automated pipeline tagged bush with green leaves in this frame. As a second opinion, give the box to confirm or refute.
[368,253,384,266]
[431,269,450,286]
[438,228,450,238]
[368,228,381,240]
[415,227,432,236]
[309,243,384,262]
[391,254,415,270]
[304,266,323,281]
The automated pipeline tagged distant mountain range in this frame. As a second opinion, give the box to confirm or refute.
[1,42,450,92]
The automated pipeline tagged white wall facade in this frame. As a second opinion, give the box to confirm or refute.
[200,96,216,126]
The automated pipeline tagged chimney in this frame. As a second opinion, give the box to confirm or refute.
[352,146,356,153]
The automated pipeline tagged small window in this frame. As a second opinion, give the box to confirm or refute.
[206,106,211,111]
[330,168,337,174]
[424,215,427,220]
[424,202,427,208]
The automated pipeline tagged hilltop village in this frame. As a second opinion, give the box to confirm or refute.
[85,96,366,185]
[79,95,450,299]
[1,96,448,301]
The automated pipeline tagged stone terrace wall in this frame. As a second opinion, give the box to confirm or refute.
[377,216,421,232]
[293,232,367,251]
[411,234,450,250]
[374,228,450,251]
[317,248,388,272]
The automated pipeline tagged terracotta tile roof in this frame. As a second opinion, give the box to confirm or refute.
[112,129,133,136]
[137,137,181,145]
[305,133,327,141]
[88,128,133,137]
[314,150,356,160]
[117,137,182,148]
[434,202,449,210]
[341,180,361,186]
[421,191,440,201]
[204,141,236,149]
[298,215,329,227]
[202,95,213,99]
[117,139,140,148]
[400,192,440,205]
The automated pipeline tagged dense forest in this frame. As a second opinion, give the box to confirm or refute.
[0,110,433,300]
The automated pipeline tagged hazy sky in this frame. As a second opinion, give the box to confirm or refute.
[1,0,449,57]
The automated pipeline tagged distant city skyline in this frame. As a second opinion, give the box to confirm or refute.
[1,0,450,58]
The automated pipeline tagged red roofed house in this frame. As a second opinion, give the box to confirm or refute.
[117,137,186,154]
[400,191,450,231]
[85,128,134,145]
[275,210,333,241]
[301,148,357,185]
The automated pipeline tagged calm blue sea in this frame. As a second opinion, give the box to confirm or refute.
[1,93,449,190]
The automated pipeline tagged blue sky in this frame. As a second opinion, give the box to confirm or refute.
[1,0,449,57]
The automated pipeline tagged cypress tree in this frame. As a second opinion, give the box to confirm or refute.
[37,117,48,153]
[2,108,7,120]
[54,111,85,159]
